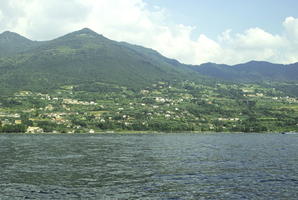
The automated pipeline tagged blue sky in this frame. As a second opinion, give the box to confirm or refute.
[0,0,298,65]
[145,0,298,39]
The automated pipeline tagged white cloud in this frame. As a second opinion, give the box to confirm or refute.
[233,28,284,49]
[214,18,298,64]
[0,0,297,65]
[283,17,298,42]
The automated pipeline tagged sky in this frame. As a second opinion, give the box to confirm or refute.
[0,0,298,65]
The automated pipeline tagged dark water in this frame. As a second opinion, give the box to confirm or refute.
[0,133,298,199]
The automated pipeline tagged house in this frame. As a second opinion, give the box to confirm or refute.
[15,120,22,125]
[26,126,44,133]
[89,129,95,133]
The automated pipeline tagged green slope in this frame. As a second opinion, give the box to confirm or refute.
[0,28,199,93]
[0,31,40,57]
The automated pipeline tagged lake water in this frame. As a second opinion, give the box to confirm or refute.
[0,133,298,199]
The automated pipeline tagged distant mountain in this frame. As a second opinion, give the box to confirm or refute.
[0,28,199,93]
[190,61,298,82]
[0,31,39,57]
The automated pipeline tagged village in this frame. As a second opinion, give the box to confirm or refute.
[0,81,298,133]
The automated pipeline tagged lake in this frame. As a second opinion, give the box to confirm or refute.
[0,133,298,199]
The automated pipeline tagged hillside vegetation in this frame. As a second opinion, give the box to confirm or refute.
[0,28,199,94]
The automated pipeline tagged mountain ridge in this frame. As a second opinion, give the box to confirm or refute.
[0,28,199,94]
[190,60,298,82]
[0,31,38,57]
[0,28,297,95]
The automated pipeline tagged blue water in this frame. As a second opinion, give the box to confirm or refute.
[0,133,298,199]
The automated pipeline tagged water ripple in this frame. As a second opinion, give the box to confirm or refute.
[0,133,298,199]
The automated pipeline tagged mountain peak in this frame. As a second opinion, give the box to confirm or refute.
[0,31,35,57]
[0,31,31,41]
[1,30,12,35]
[1,30,15,35]
[78,28,95,33]
[244,60,273,65]
[73,28,100,36]
[56,28,105,41]
[0,31,31,42]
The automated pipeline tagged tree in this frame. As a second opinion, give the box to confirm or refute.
[1,124,26,133]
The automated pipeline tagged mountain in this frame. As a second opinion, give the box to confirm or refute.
[1,28,297,95]
[0,31,39,57]
[190,61,298,82]
[0,28,199,93]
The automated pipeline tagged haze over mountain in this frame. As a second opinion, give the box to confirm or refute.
[0,28,297,94]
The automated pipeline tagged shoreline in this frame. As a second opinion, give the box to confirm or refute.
[0,131,286,135]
